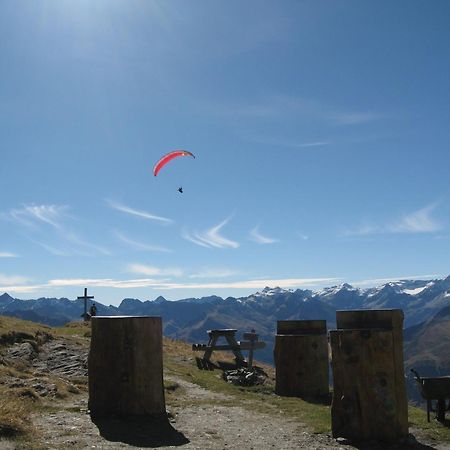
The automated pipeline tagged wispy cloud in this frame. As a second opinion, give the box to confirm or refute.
[215,95,384,126]
[0,276,340,295]
[114,231,172,253]
[183,218,239,249]
[434,234,450,240]
[31,241,72,256]
[157,277,341,291]
[30,235,110,257]
[277,95,384,125]
[64,232,111,256]
[297,233,309,241]
[127,263,183,278]
[249,226,279,244]
[296,141,330,148]
[106,199,173,225]
[387,204,442,234]
[342,223,379,237]
[3,203,110,257]
[181,231,211,248]
[352,274,440,287]
[0,252,18,258]
[331,111,383,125]
[0,277,172,294]
[242,130,394,151]
[5,204,69,229]
[0,278,169,293]
[343,204,443,237]
[189,268,239,279]
[0,284,42,294]
[243,134,331,149]
[0,274,29,285]
[48,278,164,289]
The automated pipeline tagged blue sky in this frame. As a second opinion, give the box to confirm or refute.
[1,1,449,305]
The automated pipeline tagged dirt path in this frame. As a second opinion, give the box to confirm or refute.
[30,374,450,450]
[30,375,344,450]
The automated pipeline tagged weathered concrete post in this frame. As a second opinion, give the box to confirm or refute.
[330,309,408,442]
[274,320,329,399]
[88,316,166,417]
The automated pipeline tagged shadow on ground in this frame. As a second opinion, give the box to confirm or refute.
[195,357,267,374]
[195,356,215,370]
[91,414,189,448]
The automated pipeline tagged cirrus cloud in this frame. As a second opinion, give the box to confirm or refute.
[0,252,18,258]
[0,276,340,295]
[4,204,69,229]
[114,231,172,253]
[127,263,183,278]
[342,203,443,237]
[183,217,239,249]
[106,199,173,225]
[249,225,279,244]
[2,203,110,257]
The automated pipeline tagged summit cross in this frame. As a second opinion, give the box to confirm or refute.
[78,287,94,321]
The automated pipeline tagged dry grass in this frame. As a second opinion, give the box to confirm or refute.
[53,378,81,399]
[0,316,52,337]
[0,386,33,438]
[0,364,33,379]
[54,321,91,337]
[0,316,54,361]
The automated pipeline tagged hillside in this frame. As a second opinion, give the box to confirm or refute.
[0,316,449,449]
[404,305,450,404]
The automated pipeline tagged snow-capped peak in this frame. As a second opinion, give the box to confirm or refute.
[259,286,290,296]
[315,283,359,297]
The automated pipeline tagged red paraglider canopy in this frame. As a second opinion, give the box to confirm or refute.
[153,150,195,176]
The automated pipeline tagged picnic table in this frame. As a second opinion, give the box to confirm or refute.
[411,369,450,422]
[192,329,265,367]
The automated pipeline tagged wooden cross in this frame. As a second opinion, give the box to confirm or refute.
[78,287,94,321]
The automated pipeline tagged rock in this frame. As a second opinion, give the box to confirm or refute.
[222,368,267,386]
[8,379,26,388]
[6,341,37,360]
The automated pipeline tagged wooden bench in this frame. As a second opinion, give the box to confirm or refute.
[192,329,265,367]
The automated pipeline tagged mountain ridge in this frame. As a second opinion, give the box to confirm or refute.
[2,275,450,330]
[2,276,450,364]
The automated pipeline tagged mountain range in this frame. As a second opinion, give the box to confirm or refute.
[1,276,450,402]
[2,277,449,331]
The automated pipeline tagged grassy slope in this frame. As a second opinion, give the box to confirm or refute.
[405,315,450,372]
[0,315,449,447]
[404,309,450,406]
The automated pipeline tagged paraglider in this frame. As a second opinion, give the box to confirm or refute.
[153,150,195,177]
